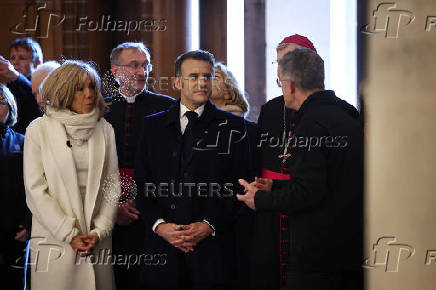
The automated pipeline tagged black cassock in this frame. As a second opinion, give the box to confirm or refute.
[104,90,174,290]
[134,100,252,290]
[252,95,294,290]
[104,90,175,168]
[255,90,363,290]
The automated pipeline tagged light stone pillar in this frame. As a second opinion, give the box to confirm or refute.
[364,0,436,289]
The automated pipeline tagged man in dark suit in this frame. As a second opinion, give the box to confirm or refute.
[134,50,252,290]
[104,42,174,290]
[238,49,363,290]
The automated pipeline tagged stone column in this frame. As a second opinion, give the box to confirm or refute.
[363,1,436,289]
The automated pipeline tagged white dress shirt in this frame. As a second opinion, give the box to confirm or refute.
[152,102,215,236]
[119,89,141,103]
[179,102,205,134]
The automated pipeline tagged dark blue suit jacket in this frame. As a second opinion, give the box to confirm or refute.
[134,100,252,289]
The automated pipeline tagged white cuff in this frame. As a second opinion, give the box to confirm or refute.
[203,219,216,237]
[90,229,101,240]
[65,227,79,244]
[152,218,166,233]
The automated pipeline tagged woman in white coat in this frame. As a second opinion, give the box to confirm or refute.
[24,60,120,290]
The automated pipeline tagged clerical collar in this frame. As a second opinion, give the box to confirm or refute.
[180,103,205,119]
[119,89,142,103]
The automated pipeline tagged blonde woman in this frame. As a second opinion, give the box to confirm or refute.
[211,62,249,116]
[24,60,120,290]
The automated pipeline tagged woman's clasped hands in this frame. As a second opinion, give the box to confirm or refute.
[70,232,100,256]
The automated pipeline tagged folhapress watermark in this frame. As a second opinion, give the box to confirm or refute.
[75,249,167,269]
[361,2,436,38]
[10,3,167,38]
[362,236,436,272]
[12,236,65,272]
[10,3,65,39]
[76,15,167,35]
[363,236,415,272]
[12,237,167,272]
[257,133,349,151]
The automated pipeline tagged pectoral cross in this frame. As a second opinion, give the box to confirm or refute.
[279,131,293,162]
[278,152,291,160]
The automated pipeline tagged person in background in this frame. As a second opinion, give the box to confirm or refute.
[253,34,318,290]
[24,60,120,290]
[211,62,248,117]
[0,37,42,133]
[105,42,174,290]
[238,48,363,290]
[211,61,256,289]
[31,60,60,109]
[0,84,29,289]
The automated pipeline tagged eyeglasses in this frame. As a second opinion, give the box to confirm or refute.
[182,75,213,81]
[276,78,291,88]
[117,62,152,72]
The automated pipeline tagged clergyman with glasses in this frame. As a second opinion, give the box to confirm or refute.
[104,42,174,290]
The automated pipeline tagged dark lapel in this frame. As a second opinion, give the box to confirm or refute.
[105,93,126,133]
[183,100,217,169]
[164,99,182,135]
[134,90,148,106]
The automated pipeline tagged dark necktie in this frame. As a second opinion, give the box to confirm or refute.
[182,111,199,161]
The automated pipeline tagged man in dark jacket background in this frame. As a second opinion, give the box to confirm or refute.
[238,48,363,290]
[0,37,42,134]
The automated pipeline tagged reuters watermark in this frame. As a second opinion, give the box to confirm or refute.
[143,182,234,198]
[102,74,238,95]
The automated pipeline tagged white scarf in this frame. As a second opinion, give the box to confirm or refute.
[46,106,99,145]
[218,104,244,117]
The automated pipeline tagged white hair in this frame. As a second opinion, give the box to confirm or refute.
[32,61,60,80]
